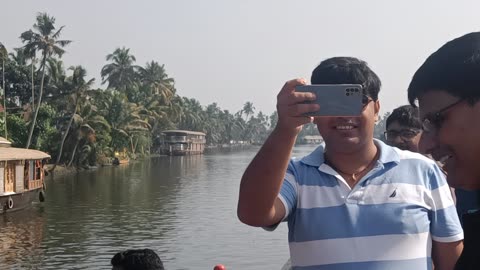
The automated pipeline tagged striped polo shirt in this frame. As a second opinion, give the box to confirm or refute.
[277,140,463,270]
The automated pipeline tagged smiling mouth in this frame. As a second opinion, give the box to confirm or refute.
[335,125,357,130]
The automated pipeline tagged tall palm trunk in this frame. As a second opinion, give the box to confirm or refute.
[51,96,79,171]
[31,57,35,112]
[68,139,80,167]
[130,136,135,153]
[2,58,6,139]
[26,54,46,149]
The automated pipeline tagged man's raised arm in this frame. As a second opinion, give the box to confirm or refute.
[237,78,318,227]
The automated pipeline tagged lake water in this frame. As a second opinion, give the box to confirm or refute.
[0,145,318,270]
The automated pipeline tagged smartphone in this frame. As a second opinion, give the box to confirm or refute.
[295,84,364,117]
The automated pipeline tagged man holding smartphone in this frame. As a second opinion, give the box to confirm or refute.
[237,57,463,269]
[407,32,480,270]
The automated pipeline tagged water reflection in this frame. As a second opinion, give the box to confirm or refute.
[0,145,318,269]
[0,207,46,268]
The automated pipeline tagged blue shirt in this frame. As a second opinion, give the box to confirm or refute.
[277,140,463,270]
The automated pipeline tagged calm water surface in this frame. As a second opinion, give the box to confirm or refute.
[0,145,317,270]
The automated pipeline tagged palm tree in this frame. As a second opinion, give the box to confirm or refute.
[67,103,110,167]
[220,110,242,144]
[51,66,94,171]
[166,95,184,123]
[92,90,150,154]
[0,42,7,138]
[9,48,28,66]
[21,12,71,149]
[269,111,278,131]
[139,61,175,104]
[46,58,66,87]
[101,47,139,92]
[177,97,204,131]
[114,102,152,154]
[9,47,36,110]
[242,101,255,121]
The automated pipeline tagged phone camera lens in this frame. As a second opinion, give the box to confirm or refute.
[346,93,350,96]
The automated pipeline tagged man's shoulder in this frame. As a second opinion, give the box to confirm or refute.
[376,144,445,185]
[290,145,326,168]
[391,147,436,167]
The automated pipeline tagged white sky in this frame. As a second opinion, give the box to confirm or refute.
[2,0,479,116]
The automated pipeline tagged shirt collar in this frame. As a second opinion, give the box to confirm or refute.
[299,139,400,167]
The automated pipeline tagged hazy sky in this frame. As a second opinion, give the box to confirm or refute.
[2,1,479,116]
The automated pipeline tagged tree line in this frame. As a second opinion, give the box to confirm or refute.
[0,13,283,169]
[0,12,390,169]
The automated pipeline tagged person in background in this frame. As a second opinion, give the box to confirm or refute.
[384,105,422,152]
[385,105,480,224]
[111,248,165,270]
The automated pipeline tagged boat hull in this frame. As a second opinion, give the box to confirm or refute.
[0,188,43,214]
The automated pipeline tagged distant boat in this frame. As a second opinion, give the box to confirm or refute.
[0,137,50,213]
[112,157,129,166]
[160,130,206,156]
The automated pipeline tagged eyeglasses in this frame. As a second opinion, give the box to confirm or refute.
[422,99,465,134]
[384,129,421,141]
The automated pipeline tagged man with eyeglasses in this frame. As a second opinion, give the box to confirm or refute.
[385,105,480,226]
[408,32,480,270]
[384,105,422,152]
[238,57,463,269]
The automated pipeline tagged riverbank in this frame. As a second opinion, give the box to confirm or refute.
[44,145,255,179]
[204,143,256,154]
[44,164,78,179]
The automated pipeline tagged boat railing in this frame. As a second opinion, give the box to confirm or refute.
[164,136,188,142]
[164,137,206,144]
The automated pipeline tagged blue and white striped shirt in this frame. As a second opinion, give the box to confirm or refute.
[277,140,463,270]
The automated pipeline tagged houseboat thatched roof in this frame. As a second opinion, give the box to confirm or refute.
[0,147,50,161]
[0,137,12,147]
[0,137,50,161]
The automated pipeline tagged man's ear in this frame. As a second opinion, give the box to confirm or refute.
[374,100,380,122]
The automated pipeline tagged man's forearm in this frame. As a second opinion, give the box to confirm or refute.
[237,127,297,225]
[432,240,463,270]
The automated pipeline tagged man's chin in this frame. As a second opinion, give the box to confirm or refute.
[326,138,364,153]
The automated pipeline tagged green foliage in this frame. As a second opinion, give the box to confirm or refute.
[6,114,28,147]
[2,13,302,168]
[34,104,59,152]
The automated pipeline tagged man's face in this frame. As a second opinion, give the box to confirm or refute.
[385,121,422,152]
[314,99,379,154]
[418,90,480,190]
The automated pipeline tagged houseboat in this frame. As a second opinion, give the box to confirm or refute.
[161,130,206,155]
[0,137,50,213]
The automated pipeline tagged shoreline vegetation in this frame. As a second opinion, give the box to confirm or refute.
[1,12,391,174]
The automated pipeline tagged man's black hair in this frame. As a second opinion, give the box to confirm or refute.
[386,105,421,130]
[311,57,381,101]
[408,32,480,105]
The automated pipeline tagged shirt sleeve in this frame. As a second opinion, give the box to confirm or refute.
[428,164,464,242]
[263,161,298,231]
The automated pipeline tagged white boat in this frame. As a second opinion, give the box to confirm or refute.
[0,137,50,213]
